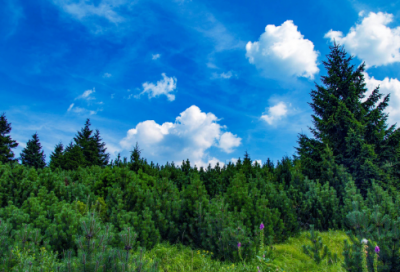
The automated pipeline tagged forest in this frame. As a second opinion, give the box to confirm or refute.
[0,43,399,271]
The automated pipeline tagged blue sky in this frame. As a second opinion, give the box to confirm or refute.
[2,0,400,168]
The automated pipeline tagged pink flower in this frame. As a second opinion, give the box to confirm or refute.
[238,242,241,248]
[260,223,264,230]
[375,246,380,253]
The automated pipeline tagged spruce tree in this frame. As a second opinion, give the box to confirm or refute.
[0,113,19,164]
[49,142,64,171]
[129,142,142,172]
[73,118,98,167]
[92,129,110,167]
[62,141,87,171]
[294,42,399,196]
[20,132,46,169]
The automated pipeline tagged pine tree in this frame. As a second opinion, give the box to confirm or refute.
[294,42,399,195]
[92,129,110,167]
[61,141,87,171]
[20,132,46,169]
[49,142,64,171]
[129,142,142,173]
[73,118,98,167]
[0,113,19,164]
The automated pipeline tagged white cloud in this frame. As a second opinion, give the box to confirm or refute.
[361,72,400,127]
[136,73,177,101]
[261,101,289,125]
[246,20,319,80]
[231,158,238,164]
[75,88,95,100]
[103,73,112,78]
[324,12,400,68]
[152,54,161,60]
[219,132,241,153]
[111,93,115,99]
[54,0,126,24]
[211,71,236,79]
[120,105,241,167]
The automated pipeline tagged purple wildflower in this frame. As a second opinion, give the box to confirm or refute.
[375,246,380,253]
[260,223,264,230]
[238,242,241,248]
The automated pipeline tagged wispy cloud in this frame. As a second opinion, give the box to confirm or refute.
[103,72,112,78]
[211,71,236,79]
[67,103,74,112]
[246,20,319,80]
[53,0,126,24]
[75,88,96,100]
[135,73,177,101]
[324,12,400,68]
[152,54,161,60]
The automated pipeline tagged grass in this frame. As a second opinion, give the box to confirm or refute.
[136,229,350,272]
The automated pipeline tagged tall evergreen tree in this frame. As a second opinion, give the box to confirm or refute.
[73,118,98,167]
[61,141,87,171]
[0,113,19,164]
[92,129,110,167]
[20,132,46,169]
[294,42,399,196]
[129,142,142,172]
[49,142,64,171]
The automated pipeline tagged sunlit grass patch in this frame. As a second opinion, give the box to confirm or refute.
[271,229,349,272]
[141,230,350,272]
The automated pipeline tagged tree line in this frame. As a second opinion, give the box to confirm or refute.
[0,42,399,271]
[1,42,399,197]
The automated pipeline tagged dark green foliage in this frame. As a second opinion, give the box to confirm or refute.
[319,143,347,204]
[49,142,64,171]
[200,196,255,262]
[61,142,87,171]
[129,142,142,173]
[20,132,46,170]
[298,177,341,231]
[302,225,337,265]
[0,113,18,164]
[180,173,210,248]
[70,119,110,169]
[73,119,98,168]
[343,196,400,272]
[92,129,110,167]
[294,42,400,196]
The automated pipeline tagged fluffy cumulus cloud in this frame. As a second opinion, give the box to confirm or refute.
[246,20,319,79]
[103,73,112,78]
[361,72,400,127]
[261,101,289,125]
[120,105,241,167]
[136,73,177,101]
[53,0,126,24]
[324,12,400,68]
